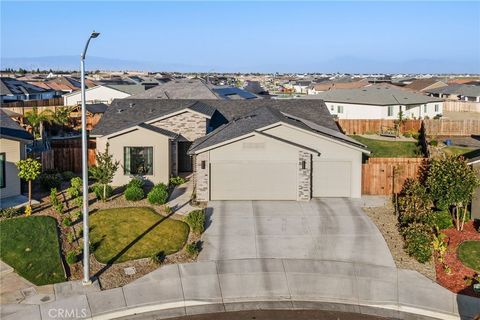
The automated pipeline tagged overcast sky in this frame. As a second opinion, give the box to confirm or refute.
[1,1,479,73]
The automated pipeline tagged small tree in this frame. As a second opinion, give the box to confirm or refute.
[16,158,42,208]
[425,155,480,231]
[89,143,119,201]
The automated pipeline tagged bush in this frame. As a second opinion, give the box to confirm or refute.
[67,177,82,199]
[411,132,420,140]
[127,177,145,189]
[50,188,64,214]
[147,183,169,205]
[429,140,438,146]
[150,251,166,264]
[184,210,206,234]
[61,171,75,181]
[0,207,22,220]
[431,210,454,230]
[185,241,202,257]
[39,172,62,190]
[125,186,144,201]
[93,184,113,201]
[403,132,412,138]
[66,231,75,244]
[402,223,433,263]
[66,251,78,265]
[71,211,81,222]
[169,176,186,186]
[62,217,72,227]
[398,179,433,228]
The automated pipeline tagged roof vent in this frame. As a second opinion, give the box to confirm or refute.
[117,108,123,113]
[129,103,135,108]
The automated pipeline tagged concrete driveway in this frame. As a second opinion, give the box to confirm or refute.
[199,198,395,267]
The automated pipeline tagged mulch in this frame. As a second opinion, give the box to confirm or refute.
[435,221,480,298]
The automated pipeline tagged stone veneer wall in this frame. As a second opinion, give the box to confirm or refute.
[194,152,210,202]
[298,151,311,201]
[152,111,207,141]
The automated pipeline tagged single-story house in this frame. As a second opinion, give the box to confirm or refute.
[302,84,444,119]
[0,109,33,200]
[1,77,56,102]
[404,78,448,92]
[466,150,480,220]
[92,99,369,200]
[426,84,480,102]
[63,84,148,106]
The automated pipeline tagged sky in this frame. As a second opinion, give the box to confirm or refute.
[1,1,479,73]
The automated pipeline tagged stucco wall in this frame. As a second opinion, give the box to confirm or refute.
[96,127,171,186]
[64,86,130,106]
[151,111,207,141]
[0,138,24,199]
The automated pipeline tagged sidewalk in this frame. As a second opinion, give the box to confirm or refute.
[2,259,478,320]
[166,175,197,215]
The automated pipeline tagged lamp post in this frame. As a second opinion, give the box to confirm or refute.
[80,31,100,285]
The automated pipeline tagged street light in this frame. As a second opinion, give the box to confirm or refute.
[80,31,100,285]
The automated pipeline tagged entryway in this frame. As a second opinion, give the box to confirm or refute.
[178,141,193,172]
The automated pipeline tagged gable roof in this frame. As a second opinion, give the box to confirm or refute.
[426,84,480,98]
[128,78,218,99]
[1,77,51,96]
[305,84,443,106]
[405,79,447,91]
[0,109,33,141]
[137,123,179,139]
[86,103,108,114]
[104,84,148,95]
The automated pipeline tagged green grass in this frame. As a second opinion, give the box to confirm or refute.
[351,135,423,158]
[458,240,480,272]
[90,207,189,264]
[441,146,475,156]
[0,216,66,285]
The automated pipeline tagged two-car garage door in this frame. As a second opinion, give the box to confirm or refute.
[210,161,298,200]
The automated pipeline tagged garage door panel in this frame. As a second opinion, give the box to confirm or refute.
[313,161,351,197]
[211,161,297,200]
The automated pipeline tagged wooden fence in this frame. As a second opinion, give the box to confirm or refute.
[443,100,480,113]
[423,119,480,136]
[362,158,426,195]
[38,138,96,173]
[337,119,422,135]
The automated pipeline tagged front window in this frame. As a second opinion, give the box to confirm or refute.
[124,147,153,175]
[0,153,5,188]
[423,104,427,113]
[435,104,439,112]
[388,106,393,117]
[337,105,344,113]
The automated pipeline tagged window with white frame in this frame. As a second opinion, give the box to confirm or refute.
[434,104,439,112]
[423,104,427,113]
[337,105,344,113]
[388,106,394,117]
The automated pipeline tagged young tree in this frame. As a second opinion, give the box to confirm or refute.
[16,158,42,210]
[25,107,53,139]
[51,107,72,135]
[425,155,480,231]
[89,143,119,201]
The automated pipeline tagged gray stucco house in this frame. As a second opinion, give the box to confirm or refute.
[91,99,369,201]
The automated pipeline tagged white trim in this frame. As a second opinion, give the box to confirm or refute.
[62,85,118,97]
[467,159,480,165]
[106,125,174,140]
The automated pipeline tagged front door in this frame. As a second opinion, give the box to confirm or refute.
[178,141,193,172]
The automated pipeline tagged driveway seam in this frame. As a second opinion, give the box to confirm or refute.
[251,201,259,259]
[176,264,187,315]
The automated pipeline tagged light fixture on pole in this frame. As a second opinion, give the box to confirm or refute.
[80,30,100,285]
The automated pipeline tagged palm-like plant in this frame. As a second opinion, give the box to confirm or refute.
[24,107,53,139]
[51,107,72,135]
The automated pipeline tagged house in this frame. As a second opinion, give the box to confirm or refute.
[404,78,448,92]
[63,84,148,106]
[1,77,56,102]
[127,78,218,99]
[303,84,444,119]
[29,76,97,95]
[426,84,480,102]
[308,79,370,94]
[92,99,369,200]
[0,109,33,201]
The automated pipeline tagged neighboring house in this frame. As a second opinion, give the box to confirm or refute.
[0,109,33,200]
[308,79,370,94]
[426,84,480,102]
[29,76,96,95]
[63,84,148,106]
[1,77,56,102]
[404,78,448,92]
[303,85,443,119]
[92,99,368,200]
[466,151,480,220]
[128,78,218,99]
[210,87,259,100]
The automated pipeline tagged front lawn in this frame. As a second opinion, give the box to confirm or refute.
[0,216,66,285]
[458,240,480,272]
[441,146,475,157]
[90,207,189,264]
[351,135,423,157]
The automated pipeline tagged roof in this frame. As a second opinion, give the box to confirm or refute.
[188,106,367,154]
[127,78,218,99]
[1,77,51,96]
[304,84,443,106]
[404,79,447,91]
[0,109,33,141]
[105,84,148,95]
[312,79,369,92]
[137,123,179,139]
[211,87,259,100]
[465,149,480,165]
[86,103,108,114]
[426,84,480,98]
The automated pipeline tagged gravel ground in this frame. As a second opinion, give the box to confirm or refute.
[363,203,436,280]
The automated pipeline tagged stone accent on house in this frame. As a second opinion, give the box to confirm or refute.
[171,140,178,177]
[152,111,207,141]
[194,152,210,202]
[298,151,311,201]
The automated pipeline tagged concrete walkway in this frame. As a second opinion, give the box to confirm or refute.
[166,175,197,215]
[2,259,478,320]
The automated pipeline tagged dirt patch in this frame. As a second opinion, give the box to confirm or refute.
[363,203,436,280]
[435,221,480,298]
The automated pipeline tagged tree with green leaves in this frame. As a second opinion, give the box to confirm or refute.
[51,107,72,135]
[425,155,480,231]
[25,107,53,139]
[16,158,42,208]
[89,143,119,201]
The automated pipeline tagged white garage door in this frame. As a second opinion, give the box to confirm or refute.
[210,161,297,200]
[313,161,351,197]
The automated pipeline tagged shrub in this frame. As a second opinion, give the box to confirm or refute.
[0,207,22,220]
[411,132,420,140]
[185,241,202,257]
[125,186,144,201]
[66,251,78,265]
[93,184,113,201]
[62,217,72,227]
[184,210,206,234]
[150,251,166,264]
[39,172,62,190]
[61,171,75,181]
[402,223,433,263]
[431,210,454,230]
[67,177,83,199]
[127,177,145,189]
[71,211,81,222]
[169,176,186,186]
[429,140,438,147]
[66,231,75,243]
[147,183,169,205]
[50,188,64,214]
[398,179,433,228]
[403,132,412,138]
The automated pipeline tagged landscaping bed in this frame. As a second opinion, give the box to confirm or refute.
[350,135,423,157]
[435,221,480,298]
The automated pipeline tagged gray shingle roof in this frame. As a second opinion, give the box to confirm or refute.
[127,79,218,99]
[304,84,443,105]
[86,103,108,114]
[426,84,480,97]
[105,84,149,95]
[0,109,33,141]
[137,123,179,139]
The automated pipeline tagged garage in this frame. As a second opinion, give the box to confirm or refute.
[210,161,298,200]
[312,161,351,197]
